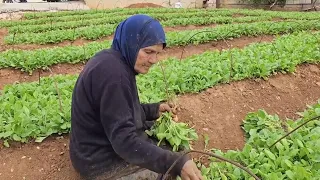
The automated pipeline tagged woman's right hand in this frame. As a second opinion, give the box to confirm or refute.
[180,160,203,180]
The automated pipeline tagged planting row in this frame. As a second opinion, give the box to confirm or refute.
[4,8,320,28]
[0,10,233,28]
[23,7,206,19]
[4,20,319,46]
[195,102,320,179]
[234,8,320,20]
[0,31,319,145]
[23,7,320,21]
[8,15,272,34]
[1,21,319,74]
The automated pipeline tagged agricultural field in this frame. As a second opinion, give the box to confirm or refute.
[0,5,320,180]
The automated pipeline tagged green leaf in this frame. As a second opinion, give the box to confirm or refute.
[3,140,10,147]
[284,159,293,168]
[220,172,227,180]
[156,133,166,140]
[12,134,21,141]
[315,108,320,116]
[145,130,153,136]
[264,149,276,160]
[296,139,304,148]
[35,137,47,143]
[204,134,209,149]
[173,137,182,146]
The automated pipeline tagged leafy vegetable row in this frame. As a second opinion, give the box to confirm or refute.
[4,20,319,46]
[136,31,320,103]
[196,101,320,179]
[23,7,320,21]
[1,10,233,28]
[5,8,320,28]
[8,15,272,34]
[1,21,319,74]
[0,31,319,144]
[23,7,205,19]
[228,8,320,20]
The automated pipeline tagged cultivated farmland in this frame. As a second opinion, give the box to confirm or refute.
[0,5,319,180]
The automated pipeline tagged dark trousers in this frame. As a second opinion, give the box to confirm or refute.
[79,138,175,180]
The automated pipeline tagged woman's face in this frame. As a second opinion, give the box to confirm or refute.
[135,44,164,74]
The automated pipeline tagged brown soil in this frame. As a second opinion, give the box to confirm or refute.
[126,3,163,8]
[0,64,319,180]
[0,12,24,20]
[272,17,285,21]
[0,35,275,90]
[0,63,84,90]
[232,13,245,18]
[179,64,320,155]
[0,28,8,52]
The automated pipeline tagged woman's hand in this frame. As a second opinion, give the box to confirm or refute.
[159,103,176,116]
[159,103,180,121]
[180,160,203,180]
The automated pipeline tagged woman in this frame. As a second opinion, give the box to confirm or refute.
[69,14,203,180]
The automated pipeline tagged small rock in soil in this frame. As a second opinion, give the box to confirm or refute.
[36,146,40,150]
[58,168,61,172]
[21,156,26,159]
[28,157,32,160]
[316,82,320,87]
[60,152,64,155]
[3,163,5,166]
[10,168,14,172]
[203,128,209,131]
[56,136,64,140]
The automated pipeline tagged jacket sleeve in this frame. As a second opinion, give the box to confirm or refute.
[99,82,189,177]
[141,103,160,121]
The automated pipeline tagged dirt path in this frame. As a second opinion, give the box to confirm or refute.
[0,35,274,90]
[0,64,319,180]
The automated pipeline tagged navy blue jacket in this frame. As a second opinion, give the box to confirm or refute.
[69,49,189,178]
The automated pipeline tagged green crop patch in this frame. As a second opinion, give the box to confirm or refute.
[0,10,233,28]
[8,15,271,34]
[195,101,320,179]
[4,20,319,45]
[1,21,319,75]
[0,31,319,145]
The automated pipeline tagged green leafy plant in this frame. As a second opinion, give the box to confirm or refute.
[146,112,198,152]
[8,15,270,34]
[1,22,319,75]
[5,20,320,45]
[1,9,232,28]
[0,31,319,145]
[198,100,320,179]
